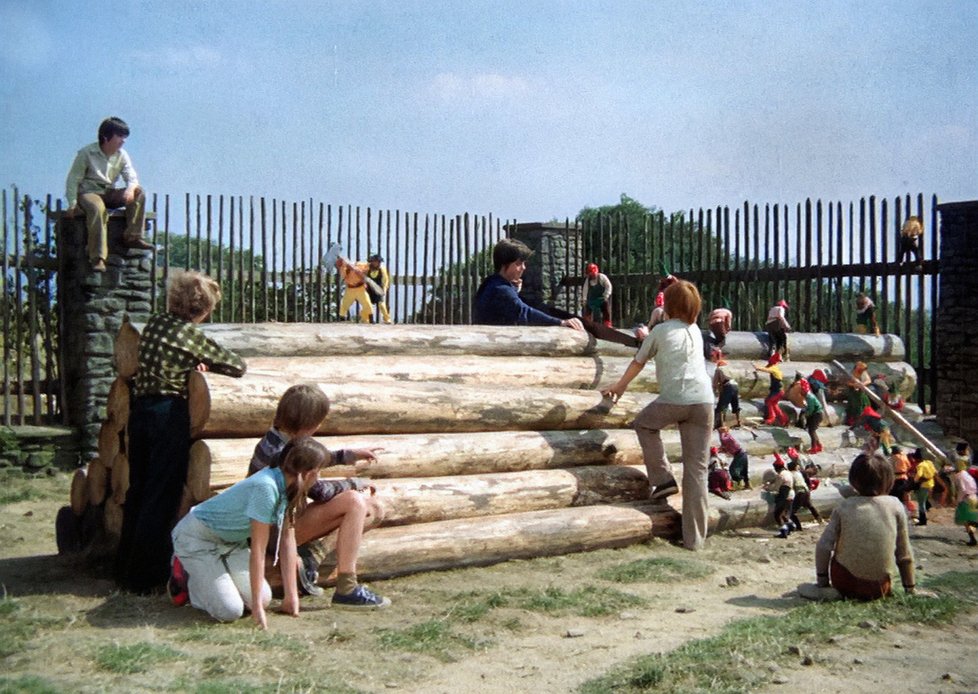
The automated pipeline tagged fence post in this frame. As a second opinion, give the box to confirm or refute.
[57,213,155,457]
[935,199,978,443]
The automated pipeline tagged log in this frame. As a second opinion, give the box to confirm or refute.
[193,376,644,438]
[598,330,907,362]
[97,422,120,469]
[177,485,195,521]
[70,467,89,516]
[114,317,140,378]
[86,457,108,506]
[371,465,649,527]
[103,498,123,540]
[106,377,130,430]
[187,370,210,438]
[121,322,596,359]
[186,443,211,503]
[111,452,129,505]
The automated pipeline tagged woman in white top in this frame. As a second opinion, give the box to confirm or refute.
[602,280,714,550]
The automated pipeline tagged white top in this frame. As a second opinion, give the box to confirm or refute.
[634,319,713,405]
[65,141,139,208]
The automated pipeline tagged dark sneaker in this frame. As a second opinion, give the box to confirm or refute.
[649,478,679,502]
[168,556,189,607]
[331,585,391,610]
[297,547,325,597]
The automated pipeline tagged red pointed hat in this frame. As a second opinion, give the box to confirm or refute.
[777,299,789,309]
[710,446,719,456]
[810,368,828,384]
[586,263,599,276]
[786,447,799,459]
[767,352,782,366]
[861,406,881,418]
[655,291,665,307]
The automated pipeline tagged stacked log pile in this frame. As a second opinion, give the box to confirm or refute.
[61,322,921,583]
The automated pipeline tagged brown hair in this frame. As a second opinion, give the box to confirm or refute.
[167,270,222,322]
[848,452,894,496]
[279,437,332,525]
[492,238,533,271]
[663,279,702,325]
[273,384,330,434]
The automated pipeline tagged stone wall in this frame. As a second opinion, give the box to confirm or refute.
[506,222,583,314]
[935,200,978,447]
[58,215,155,458]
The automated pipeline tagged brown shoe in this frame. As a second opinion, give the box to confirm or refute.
[91,259,106,273]
[123,237,155,250]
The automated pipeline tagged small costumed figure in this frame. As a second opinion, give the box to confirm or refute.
[807,368,835,426]
[898,215,923,267]
[853,406,894,455]
[765,453,795,538]
[765,299,791,360]
[581,262,613,327]
[335,257,374,323]
[707,304,733,352]
[755,352,789,427]
[365,254,392,324]
[844,362,872,425]
[711,349,741,429]
[708,449,733,500]
[953,458,978,546]
[787,451,823,528]
[719,425,751,489]
[854,293,880,336]
[800,379,825,454]
[634,274,678,341]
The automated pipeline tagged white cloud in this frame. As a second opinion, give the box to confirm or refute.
[429,72,531,101]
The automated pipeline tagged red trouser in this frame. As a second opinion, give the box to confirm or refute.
[764,391,789,425]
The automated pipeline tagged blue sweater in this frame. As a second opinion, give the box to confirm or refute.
[473,274,562,327]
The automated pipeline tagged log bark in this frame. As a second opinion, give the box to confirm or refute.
[186,443,211,503]
[114,318,141,379]
[370,465,649,527]
[103,498,123,540]
[70,467,89,516]
[98,423,120,469]
[193,376,645,438]
[86,457,108,506]
[111,452,129,505]
[106,377,130,430]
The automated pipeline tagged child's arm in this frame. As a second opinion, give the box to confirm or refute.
[601,359,645,402]
[894,512,916,593]
[249,519,272,630]
[278,524,300,616]
[196,334,246,378]
[814,511,840,587]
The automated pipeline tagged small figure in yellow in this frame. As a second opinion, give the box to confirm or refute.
[366,254,392,324]
[336,257,373,322]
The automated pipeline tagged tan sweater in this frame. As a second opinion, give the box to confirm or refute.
[815,495,914,587]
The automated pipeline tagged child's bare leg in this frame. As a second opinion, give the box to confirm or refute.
[294,490,367,573]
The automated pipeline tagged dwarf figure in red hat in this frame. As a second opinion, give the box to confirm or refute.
[756,352,790,426]
[708,448,733,500]
[581,262,613,327]
[765,299,791,360]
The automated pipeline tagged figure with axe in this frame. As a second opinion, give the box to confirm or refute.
[323,243,385,323]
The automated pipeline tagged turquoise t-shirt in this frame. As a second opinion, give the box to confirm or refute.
[192,467,286,542]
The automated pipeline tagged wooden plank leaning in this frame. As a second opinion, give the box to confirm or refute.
[831,359,948,465]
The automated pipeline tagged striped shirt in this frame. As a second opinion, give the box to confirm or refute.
[132,312,245,398]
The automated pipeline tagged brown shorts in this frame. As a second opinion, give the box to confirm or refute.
[831,557,891,600]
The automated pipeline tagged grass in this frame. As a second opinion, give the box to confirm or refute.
[0,469,66,505]
[0,596,71,659]
[93,641,184,674]
[596,556,713,584]
[578,585,974,694]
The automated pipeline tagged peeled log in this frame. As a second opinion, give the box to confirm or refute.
[86,458,108,506]
[106,377,131,430]
[186,443,211,503]
[371,465,649,527]
[70,467,89,516]
[111,453,129,505]
[194,376,646,438]
[114,318,141,378]
[98,423,120,469]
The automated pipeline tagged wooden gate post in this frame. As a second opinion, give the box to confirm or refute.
[56,211,156,457]
[935,200,978,447]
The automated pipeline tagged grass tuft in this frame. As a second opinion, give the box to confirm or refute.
[375,619,481,662]
[93,641,183,674]
[0,675,63,694]
[595,556,713,584]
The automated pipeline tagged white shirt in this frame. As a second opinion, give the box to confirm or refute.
[65,142,139,208]
[634,319,713,405]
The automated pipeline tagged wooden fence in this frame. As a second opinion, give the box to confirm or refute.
[1,186,940,425]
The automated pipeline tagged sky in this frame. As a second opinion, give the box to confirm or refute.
[1,0,976,223]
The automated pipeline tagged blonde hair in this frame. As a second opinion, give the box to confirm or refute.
[663,279,702,325]
[167,270,222,322]
[273,384,331,434]
[901,216,923,238]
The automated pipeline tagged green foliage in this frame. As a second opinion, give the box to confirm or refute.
[93,641,183,674]
[0,675,62,694]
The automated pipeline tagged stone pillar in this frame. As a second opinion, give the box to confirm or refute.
[505,222,583,314]
[57,213,156,457]
[935,200,978,447]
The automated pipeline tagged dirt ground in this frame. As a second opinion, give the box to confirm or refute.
[1,479,977,694]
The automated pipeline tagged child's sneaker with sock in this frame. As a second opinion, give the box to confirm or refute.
[331,584,391,610]
[168,556,189,607]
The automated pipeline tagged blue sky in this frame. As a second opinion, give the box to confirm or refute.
[1,0,975,222]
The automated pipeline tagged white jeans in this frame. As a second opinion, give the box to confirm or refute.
[171,512,271,622]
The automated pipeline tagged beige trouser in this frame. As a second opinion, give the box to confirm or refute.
[340,284,373,322]
[633,400,713,551]
[78,187,147,263]
[375,300,391,323]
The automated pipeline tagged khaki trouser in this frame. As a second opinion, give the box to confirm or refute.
[340,284,373,322]
[633,400,713,551]
[78,187,147,263]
